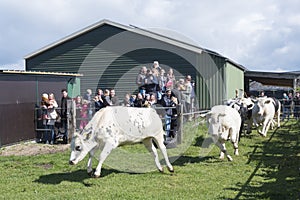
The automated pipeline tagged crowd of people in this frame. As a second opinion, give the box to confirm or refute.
[39,89,70,144]
[256,91,300,121]
[38,61,196,145]
[281,91,300,120]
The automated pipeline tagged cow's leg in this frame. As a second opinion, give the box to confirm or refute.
[218,141,232,161]
[262,118,272,137]
[87,148,96,176]
[277,104,281,127]
[93,143,115,178]
[246,118,253,134]
[211,135,224,159]
[153,134,174,173]
[215,139,232,161]
[143,138,163,172]
[211,135,232,161]
[230,128,239,156]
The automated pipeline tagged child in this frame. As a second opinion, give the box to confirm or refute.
[80,100,89,130]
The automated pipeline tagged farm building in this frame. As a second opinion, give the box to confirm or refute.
[25,19,246,109]
[245,70,300,98]
[0,70,81,147]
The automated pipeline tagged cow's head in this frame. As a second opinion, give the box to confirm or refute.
[255,98,272,116]
[201,111,226,136]
[69,127,97,165]
[226,98,253,121]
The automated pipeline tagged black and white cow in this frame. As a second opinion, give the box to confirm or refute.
[251,97,281,137]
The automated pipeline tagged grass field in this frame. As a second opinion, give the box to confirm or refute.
[0,119,299,200]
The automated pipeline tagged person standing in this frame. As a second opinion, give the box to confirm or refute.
[103,89,112,107]
[83,89,93,120]
[293,92,300,119]
[136,66,147,96]
[182,75,193,120]
[110,89,120,106]
[161,89,178,141]
[282,93,291,121]
[61,89,71,143]
[40,93,50,143]
[79,100,89,130]
[47,93,58,144]
[74,95,82,130]
[157,68,167,101]
[166,68,176,90]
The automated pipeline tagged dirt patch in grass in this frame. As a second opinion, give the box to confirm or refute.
[0,142,70,156]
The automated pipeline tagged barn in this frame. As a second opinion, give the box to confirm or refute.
[0,70,81,147]
[25,19,245,109]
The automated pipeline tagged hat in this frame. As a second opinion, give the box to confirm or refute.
[153,61,159,66]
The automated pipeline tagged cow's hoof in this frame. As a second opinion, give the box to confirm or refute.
[92,174,101,178]
[258,132,266,137]
[87,170,94,177]
[168,167,174,173]
[234,149,239,156]
[158,168,164,173]
[227,155,233,162]
[69,160,76,165]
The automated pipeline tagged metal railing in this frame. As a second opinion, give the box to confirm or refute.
[34,104,209,145]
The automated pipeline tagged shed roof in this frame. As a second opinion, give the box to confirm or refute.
[245,70,300,87]
[0,70,83,77]
[24,19,245,71]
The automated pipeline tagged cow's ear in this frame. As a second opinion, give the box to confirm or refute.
[264,100,271,104]
[251,99,257,103]
[218,113,226,117]
[83,127,93,140]
[73,131,79,137]
[200,111,211,118]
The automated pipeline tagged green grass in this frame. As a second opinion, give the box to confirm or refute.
[0,119,299,200]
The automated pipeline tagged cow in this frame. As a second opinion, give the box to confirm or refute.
[251,97,281,137]
[201,105,241,161]
[69,106,174,178]
[226,97,254,138]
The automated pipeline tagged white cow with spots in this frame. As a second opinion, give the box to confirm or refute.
[69,106,174,178]
[201,105,241,161]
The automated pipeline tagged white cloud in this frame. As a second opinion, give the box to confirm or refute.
[1,0,300,72]
[0,60,25,70]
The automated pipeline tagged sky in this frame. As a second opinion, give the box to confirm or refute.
[0,0,300,72]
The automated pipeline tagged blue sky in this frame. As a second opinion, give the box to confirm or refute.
[1,0,300,72]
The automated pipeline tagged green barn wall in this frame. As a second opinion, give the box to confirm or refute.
[195,53,226,109]
[26,22,243,110]
[225,62,244,100]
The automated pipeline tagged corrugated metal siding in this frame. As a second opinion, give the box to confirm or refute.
[225,62,244,100]
[26,25,125,73]
[79,48,197,101]
[0,74,69,146]
[26,24,236,110]
[195,53,226,109]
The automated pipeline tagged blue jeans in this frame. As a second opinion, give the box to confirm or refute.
[165,115,172,137]
[48,125,55,144]
[282,106,290,120]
